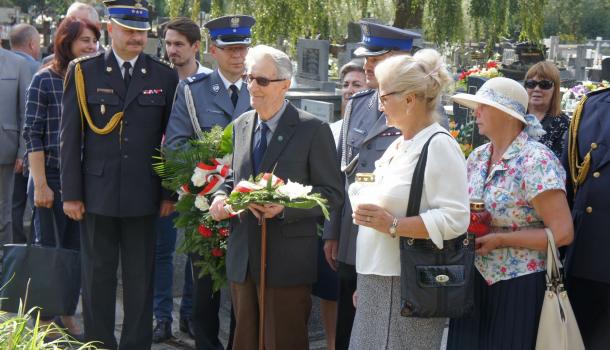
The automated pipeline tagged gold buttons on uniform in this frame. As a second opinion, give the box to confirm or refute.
[586,207,593,214]
[591,143,598,150]
[593,171,600,178]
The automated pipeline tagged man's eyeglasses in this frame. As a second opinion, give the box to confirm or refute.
[524,79,554,90]
[243,74,285,87]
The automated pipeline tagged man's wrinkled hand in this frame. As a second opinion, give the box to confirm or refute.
[210,195,231,221]
[248,203,284,220]
[63,200,85,221]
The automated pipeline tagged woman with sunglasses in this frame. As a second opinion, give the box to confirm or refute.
[524,61,569,158]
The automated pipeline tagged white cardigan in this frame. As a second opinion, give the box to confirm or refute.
[353,123,470,276]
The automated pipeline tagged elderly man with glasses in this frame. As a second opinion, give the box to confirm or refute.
[209,44,343,350]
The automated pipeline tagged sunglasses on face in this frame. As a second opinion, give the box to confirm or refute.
[524,79,554,90]
[243,74,285,87]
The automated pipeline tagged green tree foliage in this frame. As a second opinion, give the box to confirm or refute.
[544,0,610,40]
[423,0,463,45]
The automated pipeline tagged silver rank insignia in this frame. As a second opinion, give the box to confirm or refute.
[106,66,112,73]
[230,17,240,28]
[101,104,106,115]
[141,68,147,74]
[212,84,220,93]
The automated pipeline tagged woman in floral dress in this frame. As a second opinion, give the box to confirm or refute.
[447,77,574,350]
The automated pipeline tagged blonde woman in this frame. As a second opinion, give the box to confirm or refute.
[348,49,470,349]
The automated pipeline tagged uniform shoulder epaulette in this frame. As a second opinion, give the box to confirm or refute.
[185,72,211,85]
[586,87,610,98]
[150,55,174,69]
[71,51,103,65]
[349,89,375,100]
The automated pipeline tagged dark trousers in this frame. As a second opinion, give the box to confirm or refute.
[27,168,80,316]
[568,277,610,350]
[190,254,236,350]
[12,171,28,243]
[153,213,193,322]
[230,274,311,350]
[335,262,357,350]
[80,213,156,350]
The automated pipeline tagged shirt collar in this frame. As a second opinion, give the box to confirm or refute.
[217,69,243,91]
[257,100,288,134]
[113,51,138,70]
[196,61,213,75]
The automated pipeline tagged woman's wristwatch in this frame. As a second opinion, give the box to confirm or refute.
[389,217,399,238]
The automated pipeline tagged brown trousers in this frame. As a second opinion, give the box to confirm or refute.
[230,275,312,350]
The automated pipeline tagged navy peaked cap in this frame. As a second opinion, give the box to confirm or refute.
[204,15,256,47]
[104,0,151,31]
[354,20,421,57]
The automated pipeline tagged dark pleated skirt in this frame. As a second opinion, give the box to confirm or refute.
[447,271,546,350]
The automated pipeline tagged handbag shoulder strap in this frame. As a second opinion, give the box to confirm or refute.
[406,131,451,217]
[544,228,563,283]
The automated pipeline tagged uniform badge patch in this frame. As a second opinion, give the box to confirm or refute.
[212,84,220,93]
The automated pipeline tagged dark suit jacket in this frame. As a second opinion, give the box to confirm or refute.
[563,88,610,284]
[60,49,178,217]
[226,102,343,287]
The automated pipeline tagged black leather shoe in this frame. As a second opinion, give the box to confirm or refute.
[152,320,172,343]
[179,317,195,339]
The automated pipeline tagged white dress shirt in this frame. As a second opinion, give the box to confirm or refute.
[113,51,138,78]
[353,123,470,276]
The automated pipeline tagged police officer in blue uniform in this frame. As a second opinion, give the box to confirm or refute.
[564,87,610,350]
[164,15,255,350]
[60,1,178,348]
[322,21,420,349]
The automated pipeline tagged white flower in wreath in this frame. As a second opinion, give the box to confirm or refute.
[191,167,208,187]
[194,195,210,211]
[277,180,312,200]
[217,154,232,166]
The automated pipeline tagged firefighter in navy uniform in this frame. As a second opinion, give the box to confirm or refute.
[322,21,421,349]
[59,1,178,349]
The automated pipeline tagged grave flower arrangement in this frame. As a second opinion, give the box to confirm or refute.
[456,60,503,91]
[561,80,609,111]
[226,173,330,220]
[449,118,476,157]
[153,125,234,291]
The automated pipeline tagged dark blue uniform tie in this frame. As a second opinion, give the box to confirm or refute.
[252,122,269,174]
[123,61,132,87]
[230,84,239,107]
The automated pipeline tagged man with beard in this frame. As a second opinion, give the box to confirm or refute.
[164,15,255,350]
[322,21,421,349]
[60,1,178,348]
[151,17,212,344]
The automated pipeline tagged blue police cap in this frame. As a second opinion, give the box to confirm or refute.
[354,20,421,57]
[204,15,256,47]
[104,0,150,31]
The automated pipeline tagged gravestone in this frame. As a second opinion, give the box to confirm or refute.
[601,57,610,81]
[575,45,588,81]
[452,76,487,148]
[297,39,330,82]
[549,36,560,62]
[337,42,361,73]
[300,99,334,122]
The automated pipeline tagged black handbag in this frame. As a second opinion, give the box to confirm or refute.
[0,212,80,317]
[399,131,475,318]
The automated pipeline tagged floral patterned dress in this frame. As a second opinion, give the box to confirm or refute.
[466,131,566,285]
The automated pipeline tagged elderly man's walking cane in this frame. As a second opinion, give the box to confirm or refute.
[259,217,268,350]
